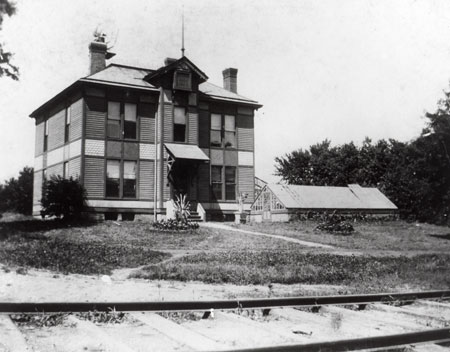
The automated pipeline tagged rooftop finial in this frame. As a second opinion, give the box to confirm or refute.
[181,6,185,57]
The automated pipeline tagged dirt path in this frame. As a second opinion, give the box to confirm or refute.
[201,222,334,249]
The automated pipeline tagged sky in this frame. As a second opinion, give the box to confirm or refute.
[1,0,450,183]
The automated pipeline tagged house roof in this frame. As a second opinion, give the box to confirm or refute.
[164,143,209,161]
[30,61,261,118]
[144,56,208,83]
[266,184,398,210]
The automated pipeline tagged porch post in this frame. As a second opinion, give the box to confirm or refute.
[157,87,165,211]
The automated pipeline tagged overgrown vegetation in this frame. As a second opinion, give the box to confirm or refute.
[41,176,87,220]
[275,101,450,225]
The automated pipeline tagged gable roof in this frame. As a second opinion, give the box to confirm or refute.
[263,184,397,210]
[144,56,208,83]
[30,61,261,117]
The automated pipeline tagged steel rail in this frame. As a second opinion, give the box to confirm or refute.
[213,328,450,352]
[0,290,449,313]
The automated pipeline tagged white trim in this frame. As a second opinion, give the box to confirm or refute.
[47,147,64,167]
[201,202,250,211]
[86,200,153,209]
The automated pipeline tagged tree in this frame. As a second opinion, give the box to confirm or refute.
[0,166,33,215]
[0,0,19,80]
[41,176,87,220]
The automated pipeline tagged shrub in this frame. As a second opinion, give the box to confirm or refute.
[41,176,87,220]
[315,212,355,235]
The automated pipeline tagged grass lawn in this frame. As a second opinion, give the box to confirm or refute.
[234,220,450,253]
[1,216,449,292]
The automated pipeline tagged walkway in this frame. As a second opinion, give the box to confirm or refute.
[201,222,334,249]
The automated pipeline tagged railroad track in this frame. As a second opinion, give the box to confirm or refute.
[1,290,449,352]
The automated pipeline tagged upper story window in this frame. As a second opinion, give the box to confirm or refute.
[173,107,187,142]
[44,120,49,152]
[64,105,71,143]
[224,115,236,148]
[210,114,236,148]
[107,101,137,140]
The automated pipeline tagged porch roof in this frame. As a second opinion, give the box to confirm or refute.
[164,143,210,161]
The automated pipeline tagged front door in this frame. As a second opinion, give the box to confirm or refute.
[170,160,197,201]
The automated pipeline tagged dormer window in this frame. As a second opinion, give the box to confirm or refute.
[173,70,192,91]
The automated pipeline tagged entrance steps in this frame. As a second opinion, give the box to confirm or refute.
[187,211,202,222]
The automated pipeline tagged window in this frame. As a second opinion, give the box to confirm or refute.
[107,102,121,138]
[173,107,186,142]
[210,114,222,147]
[123,161,137,198]
[64,106,71,143]
[211,166,236,201]
[211,166,222,200]
[124,103,137,139]
[106,160,120,197]
[225,167,236,200]
[224,115,236,148]
[106,160,137,198]
[44,120,49,152]
[173,71,192,91]
[210,114,236,148]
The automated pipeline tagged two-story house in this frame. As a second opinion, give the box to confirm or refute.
[30,37,262,221]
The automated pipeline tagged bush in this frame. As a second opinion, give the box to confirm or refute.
[41,176,87,220]
[315,212,355,235]
[152,219,199,231]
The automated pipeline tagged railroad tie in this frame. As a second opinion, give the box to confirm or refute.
[131,312,226,351]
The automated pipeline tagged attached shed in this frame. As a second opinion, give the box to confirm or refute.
[250,184,398,222]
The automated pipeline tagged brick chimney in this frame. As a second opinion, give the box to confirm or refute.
[222,68,238,93]
[89,36,115,75]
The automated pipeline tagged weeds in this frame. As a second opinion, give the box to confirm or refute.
[11,313,69,328]
[76,308,132,324]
